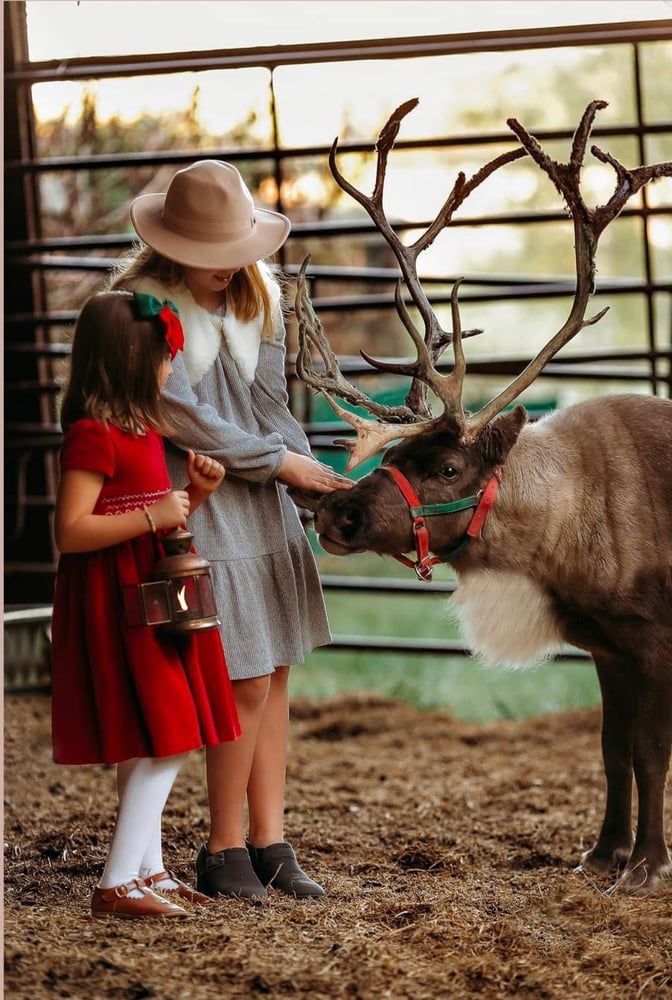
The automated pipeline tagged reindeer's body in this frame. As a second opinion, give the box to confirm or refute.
[312,393,672,895]
[293,99,672,895]
[453,395,672,669]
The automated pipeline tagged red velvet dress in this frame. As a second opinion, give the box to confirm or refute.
[50,419,241,765]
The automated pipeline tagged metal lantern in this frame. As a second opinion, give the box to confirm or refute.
[123,527,221,634]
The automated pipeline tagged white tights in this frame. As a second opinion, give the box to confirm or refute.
[99,753,188,892]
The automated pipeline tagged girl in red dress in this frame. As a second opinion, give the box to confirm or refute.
[50,290,241,919]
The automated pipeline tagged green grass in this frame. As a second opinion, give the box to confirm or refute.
[291,650,599,723]
[290,539,601,722]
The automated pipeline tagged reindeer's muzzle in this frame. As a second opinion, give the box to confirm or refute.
[314,492,368,555]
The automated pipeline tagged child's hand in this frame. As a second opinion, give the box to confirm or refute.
[150,490,191,529]
[186,449,225,496]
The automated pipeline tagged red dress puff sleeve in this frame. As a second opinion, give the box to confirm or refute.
[59,419,116,478]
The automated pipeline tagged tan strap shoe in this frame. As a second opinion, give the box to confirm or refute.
[91,878,188,919]
[145,869,216,908]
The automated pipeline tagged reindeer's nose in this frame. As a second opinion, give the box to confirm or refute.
[333,503,363,539]
[315,498,363,541]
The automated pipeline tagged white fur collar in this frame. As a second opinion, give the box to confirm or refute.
[130,263,281,387]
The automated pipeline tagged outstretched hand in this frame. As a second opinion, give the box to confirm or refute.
[186,449,226,496]
[277,452,353,494]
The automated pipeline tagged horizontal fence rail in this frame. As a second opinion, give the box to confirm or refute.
[6,20,672,86]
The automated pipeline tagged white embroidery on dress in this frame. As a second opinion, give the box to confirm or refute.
[98,490,168,515]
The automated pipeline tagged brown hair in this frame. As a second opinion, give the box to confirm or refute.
[60,290,173,435]
[110,244,280,339]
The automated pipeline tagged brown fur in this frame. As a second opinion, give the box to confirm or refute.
[304,393,672,895]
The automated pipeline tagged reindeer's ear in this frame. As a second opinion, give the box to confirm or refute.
[481,405,527,464]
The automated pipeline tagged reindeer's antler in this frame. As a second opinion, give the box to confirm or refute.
[464,100,672,439]
[295,255,430,463]
[295,99,672,467]
[328,97,525,419]
[295,256,462,466]
[295,99,525,469]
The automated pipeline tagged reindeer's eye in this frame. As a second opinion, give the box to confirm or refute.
[440,464,460,480]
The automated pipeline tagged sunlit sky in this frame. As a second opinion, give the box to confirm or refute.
[26,1,672,58]
[26,1,672,125]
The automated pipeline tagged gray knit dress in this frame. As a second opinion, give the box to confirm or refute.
[130,270,331,680]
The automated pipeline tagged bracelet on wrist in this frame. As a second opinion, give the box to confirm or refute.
[143,508,157,534]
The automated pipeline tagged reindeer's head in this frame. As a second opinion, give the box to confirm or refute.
[313,406,527,567]
[294,100,671,577]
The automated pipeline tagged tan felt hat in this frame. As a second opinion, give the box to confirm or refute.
[130,160,291,269]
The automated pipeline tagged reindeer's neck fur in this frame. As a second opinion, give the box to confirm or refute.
[449,570,564,668]
[450,395,672,667]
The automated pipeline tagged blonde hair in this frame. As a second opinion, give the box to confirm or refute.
[110,244,280,339]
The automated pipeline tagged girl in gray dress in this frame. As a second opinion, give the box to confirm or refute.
[112,160,351,898]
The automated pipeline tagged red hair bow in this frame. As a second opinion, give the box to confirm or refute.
[157,303,185,359]
[133,292,185,359]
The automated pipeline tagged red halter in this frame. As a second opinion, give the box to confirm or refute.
[380,465,502,582]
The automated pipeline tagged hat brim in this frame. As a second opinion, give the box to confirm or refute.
[130,193,291,269]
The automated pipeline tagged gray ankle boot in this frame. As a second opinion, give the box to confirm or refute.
[247,841,325,897]
[195,843,267,899]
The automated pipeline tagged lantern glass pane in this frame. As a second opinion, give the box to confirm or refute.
[139,582,173,625]
[197,575,218,618]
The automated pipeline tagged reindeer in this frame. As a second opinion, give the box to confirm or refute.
[292,99,672,896]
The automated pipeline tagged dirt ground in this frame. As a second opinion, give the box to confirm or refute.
[3,691,671,1000]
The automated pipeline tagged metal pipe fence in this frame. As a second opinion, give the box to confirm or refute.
[4,10,671,686]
